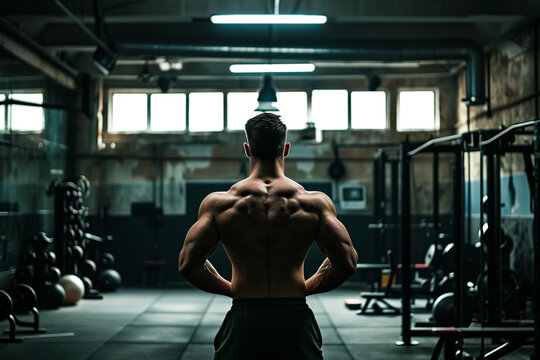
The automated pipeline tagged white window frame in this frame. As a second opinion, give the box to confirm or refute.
[107,88,188,134]
[350,89,389,130]
[0,90,45,133]
[188,91,225,133]
[396,88,440,132]
[310,89,349,131]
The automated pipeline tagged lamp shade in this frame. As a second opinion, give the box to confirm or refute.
[255,75,279,111]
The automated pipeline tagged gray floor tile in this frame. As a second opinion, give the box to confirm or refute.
[181,344,215,360]
[191,325,220,344]
[147,302,210,313]
[5,286,531,360]
[347,344,437,360]
[306,297,325,314]
[110,325,196,343]
[313,313,332,327]
[321,326,343,345]
[0,341,102,360]
[89,342,186,360]
[338,327,401,345]
[329,312,401,328]
[133,313,203,326]
[206,301,232,314]
[200,312,227,326]
[322,345,354,360]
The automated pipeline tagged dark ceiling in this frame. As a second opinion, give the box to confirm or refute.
[1,0,540,86]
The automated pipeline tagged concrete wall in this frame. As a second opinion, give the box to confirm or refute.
[70,74,459,284]
[456,25,539,282]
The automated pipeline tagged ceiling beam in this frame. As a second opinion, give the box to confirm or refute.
[0,17,78,89]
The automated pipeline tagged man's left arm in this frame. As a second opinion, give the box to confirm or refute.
[178,195,231,297]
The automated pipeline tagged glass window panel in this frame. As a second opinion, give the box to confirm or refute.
[351,91,387,129]
[10,93,44,131]
[150,93,186,132]
[227,92,258,130]
[111,93,148,132]
[311,90,348,130]
[189,92,224,132]
[274,92,308,130]
[397,90,438,131]
[0,94,5,131]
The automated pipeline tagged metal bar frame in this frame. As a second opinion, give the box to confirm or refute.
[399,118,540,345]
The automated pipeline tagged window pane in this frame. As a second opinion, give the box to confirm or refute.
[111,93,147,132]
[0,94,5,131]
[11,93,44,131]
[351,91,387,129]
[227,92,258,130]
[189,92,224,132]
[397,90,437,131]
[150,93,186,131]
[311,90,348,130]
[274,92,308,130]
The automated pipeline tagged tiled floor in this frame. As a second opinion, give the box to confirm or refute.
[0,284,534,359]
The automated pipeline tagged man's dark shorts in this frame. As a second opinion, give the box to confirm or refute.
[214,298,323,360]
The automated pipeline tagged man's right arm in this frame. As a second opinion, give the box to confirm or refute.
[305,194,358,296]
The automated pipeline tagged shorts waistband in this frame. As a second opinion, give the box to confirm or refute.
[232,297,306,306]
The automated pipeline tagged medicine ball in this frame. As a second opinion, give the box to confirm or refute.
[82,259,97,277]
[39,283,65,309]
[68,246,84,261]
[47,267,62,283]
[97,269,121,292]
[100,253,115,269]
[45,251,57,266]
[81,276,93,294]
[58,275,85,305]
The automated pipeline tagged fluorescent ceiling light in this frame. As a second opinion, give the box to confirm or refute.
[211,14,327,24]
[230,63,315,73]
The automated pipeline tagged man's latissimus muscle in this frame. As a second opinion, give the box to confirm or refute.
[305,194,358,295]
[178,195,232,297]
[179,175,357,299]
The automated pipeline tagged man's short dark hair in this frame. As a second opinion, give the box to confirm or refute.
[245,113,287,160]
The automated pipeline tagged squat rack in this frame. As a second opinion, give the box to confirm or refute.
[399,120,539,358]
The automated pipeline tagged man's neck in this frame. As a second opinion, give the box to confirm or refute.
[249,157,285,179]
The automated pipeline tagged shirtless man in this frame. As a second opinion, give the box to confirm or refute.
[178,113,358,359]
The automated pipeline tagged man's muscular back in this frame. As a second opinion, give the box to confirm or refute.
[208,176,324,298]
[179,175,356,299]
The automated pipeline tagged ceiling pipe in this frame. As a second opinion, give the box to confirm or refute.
[118,39,486,105]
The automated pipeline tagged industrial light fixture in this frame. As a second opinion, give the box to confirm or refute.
[255,75,279,112]
[230,63,315,73]
[211,0,326,25]
[92,45,118,75]
[211,14,326,24]
[368,74,381,91]
[156,57,183,72]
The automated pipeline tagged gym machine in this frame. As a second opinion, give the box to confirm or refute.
[400,120,538,358]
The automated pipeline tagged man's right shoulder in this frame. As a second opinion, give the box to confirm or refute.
[200,191,234,212]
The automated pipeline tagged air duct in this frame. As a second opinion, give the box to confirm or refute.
[118,40,486,105]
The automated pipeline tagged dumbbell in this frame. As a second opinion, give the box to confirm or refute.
[9,284,37,314]
[101,253,115,269]
[18,251,36,266]
[0,290,22,343]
